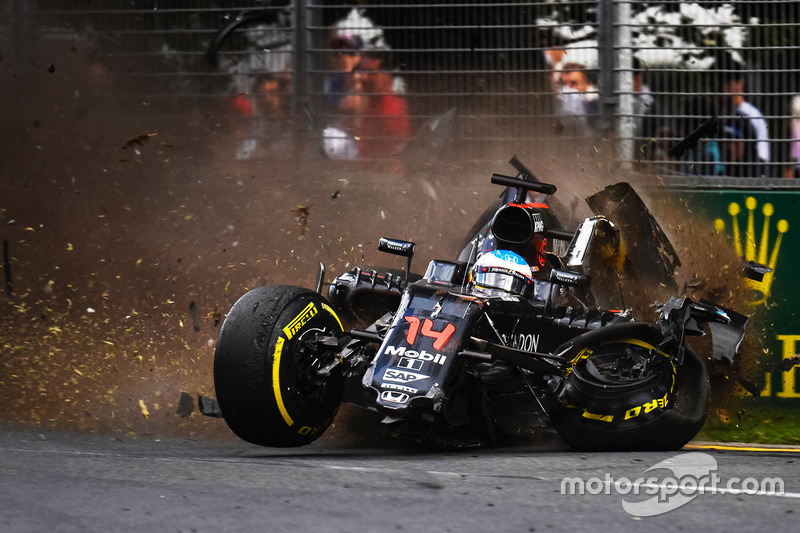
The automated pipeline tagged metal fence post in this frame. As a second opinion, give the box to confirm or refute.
[615,0,634,165]
[292,0,311,153]
[597,0,616,135]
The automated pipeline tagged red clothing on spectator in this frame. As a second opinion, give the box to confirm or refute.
[358,94,410,162]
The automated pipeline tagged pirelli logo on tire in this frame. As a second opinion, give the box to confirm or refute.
[283,302,318,340]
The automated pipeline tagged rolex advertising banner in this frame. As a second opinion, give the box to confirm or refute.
[673,188,799,401]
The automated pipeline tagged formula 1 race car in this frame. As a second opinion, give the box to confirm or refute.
[210,156,751,451]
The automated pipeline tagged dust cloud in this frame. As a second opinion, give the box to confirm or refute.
[0,41,755,442]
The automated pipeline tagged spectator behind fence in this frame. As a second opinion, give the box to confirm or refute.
[252,72,293,159]
[632,57,669,163]
[231,71,292,160]
[543,44,568,91]
[678,96,725,176]
[788,95,800,178]
[321,34,364,161]
[716,54,771,178]
[554,62,599,138]
[324,34,363,109]
[349,49,410,172]
[324,48,410,171]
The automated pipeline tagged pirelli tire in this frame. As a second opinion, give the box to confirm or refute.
[549,323,709,452]
[213,285,345,447]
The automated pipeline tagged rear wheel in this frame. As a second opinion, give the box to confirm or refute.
[214,285,345,447]
[549,323,709,451]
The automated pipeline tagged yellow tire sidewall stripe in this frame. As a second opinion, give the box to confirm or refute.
[569,337,678,422]
[322,302,344,332]
[271,300,342,429]
[272,336,294,427]
[600,337,670,359]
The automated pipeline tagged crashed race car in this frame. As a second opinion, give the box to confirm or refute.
[209,156,752,451]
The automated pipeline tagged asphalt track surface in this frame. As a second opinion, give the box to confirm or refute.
[1,426,799,532]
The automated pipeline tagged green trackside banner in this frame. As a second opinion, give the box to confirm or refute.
[671,188,799,402]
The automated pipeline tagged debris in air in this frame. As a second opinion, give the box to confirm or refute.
[189,301,201,332]
[121,133,158,150]
[776,354,800,372]
[199,395,223,418]
[292,205,311,236]
[737,378,761,398]
[177,392,194,418]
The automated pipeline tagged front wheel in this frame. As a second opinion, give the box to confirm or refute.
[549,323,709,451]
[214,285,345,447]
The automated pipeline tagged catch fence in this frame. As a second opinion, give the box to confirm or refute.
[3,1,800,178]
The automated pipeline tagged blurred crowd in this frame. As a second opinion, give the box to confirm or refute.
[227,33,798,179]
[547,50,799,179]
[320,34,410,173]
[228,31,410,172]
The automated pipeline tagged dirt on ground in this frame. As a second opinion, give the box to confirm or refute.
[0,42,755,443]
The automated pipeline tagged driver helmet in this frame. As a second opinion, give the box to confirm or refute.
[469,250,536,296]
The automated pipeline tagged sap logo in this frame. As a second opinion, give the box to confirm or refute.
[383,369,428,384]
[380,390,409,404]
[381,383,419,394]
[510,333,540,352]
[384,346,448,365]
